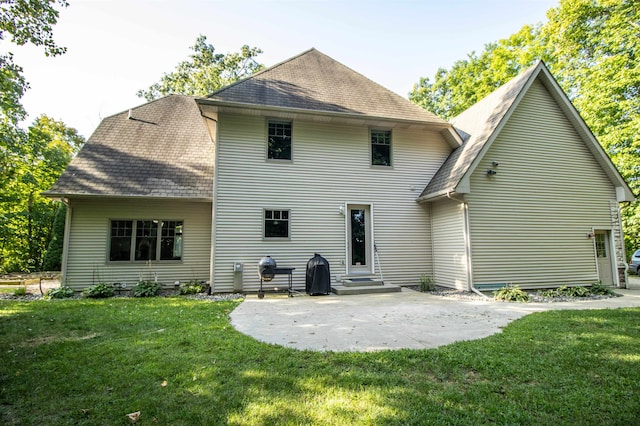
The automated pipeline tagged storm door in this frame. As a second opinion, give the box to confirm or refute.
[594,230,614,285]
[347,204,372,274]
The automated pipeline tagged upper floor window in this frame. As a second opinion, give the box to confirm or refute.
[371,129,391,166]
[109,219,183,262]
[264,209,290,239]
[268,120,292,160]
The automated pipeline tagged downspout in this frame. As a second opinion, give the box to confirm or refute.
[203,114,219,294]
[461,199,489,298]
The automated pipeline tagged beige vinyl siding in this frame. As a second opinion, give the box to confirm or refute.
[466,79,617,288]
[431,198,468,289]
[213,114,450,292]
[63,199,211,289]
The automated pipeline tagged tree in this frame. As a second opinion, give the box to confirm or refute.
[0,115,83,273]
[42,202,65,271]
[409,0,640,256]
[0,0,68,121]
[409,24,552,119]
[1,0,69,193]
[137,35,264,101]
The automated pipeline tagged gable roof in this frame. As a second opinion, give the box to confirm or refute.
[45,95,214,200]
[199,48,457,132]
[418,61,634,202]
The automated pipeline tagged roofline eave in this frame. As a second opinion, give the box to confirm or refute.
[42,192,213,203]
[416,188,463,203]
[196,98,462,145]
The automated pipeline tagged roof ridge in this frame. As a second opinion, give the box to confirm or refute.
[208,48,318,98]
[312,49,442,119]
[206,48,446,124]
[105,94,196,121]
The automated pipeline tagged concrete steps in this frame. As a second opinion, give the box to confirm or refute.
[331,276,401,295]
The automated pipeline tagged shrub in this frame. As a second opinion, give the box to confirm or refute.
[419,274,435,292]
[539,285,592,298]
[44,286,76,300]
[13,286,27,297]
[179,281,207,295]
[133,280,161,297]
[82,283,115,299]
[590,282,616,296]
[494,285,530,302]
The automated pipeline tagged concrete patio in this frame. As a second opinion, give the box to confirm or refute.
[230,281,640,352]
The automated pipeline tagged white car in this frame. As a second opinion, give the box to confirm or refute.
[629,249,640,274]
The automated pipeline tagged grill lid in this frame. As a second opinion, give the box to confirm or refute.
[258,256,277,281]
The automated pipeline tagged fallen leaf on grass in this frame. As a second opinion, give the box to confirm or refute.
[127,411,141,423]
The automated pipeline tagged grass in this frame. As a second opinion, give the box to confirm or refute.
[1,298,639,425]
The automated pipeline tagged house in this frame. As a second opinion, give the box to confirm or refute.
[45,49,634,293]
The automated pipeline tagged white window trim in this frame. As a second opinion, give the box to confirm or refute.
[262,209,291,240]
[266,119,293,162]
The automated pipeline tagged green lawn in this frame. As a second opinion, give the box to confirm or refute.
[1,298,639,425]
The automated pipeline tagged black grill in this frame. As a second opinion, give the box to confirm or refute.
[257,256,277,282]
[306,253,331,295]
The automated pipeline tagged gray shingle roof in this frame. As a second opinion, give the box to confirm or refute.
[205,48,448,124]
[45,95,213,200]
[418,62,541,200]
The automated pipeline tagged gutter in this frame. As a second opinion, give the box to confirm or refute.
[196,98,463,147]
[42,193,212,203]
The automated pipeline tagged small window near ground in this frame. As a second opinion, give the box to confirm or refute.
[109,219,183,261]
[264,209,290,239]
[371,129,391,166]
[268,121,292,160]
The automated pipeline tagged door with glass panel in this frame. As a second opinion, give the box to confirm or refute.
[594,230,614,285]
[347,204,372,274]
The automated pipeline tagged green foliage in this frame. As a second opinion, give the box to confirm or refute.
[409,24,551,119]
[41,203,66,271]
[82,283,115,299]
[1,299,640,424]
[0,0,68,124]
[44,286,75,299]
[0,1,74,273]
[137,35,264,101]
[0,116,83,273]
[179,280,206,295]
[132,280,161,297]
[539,285,591,298]
[494,285,530,302]
[590,281,616,296]
[12,286,26,296]
[409,0,640,251]
[0,0,68,198]
[419,273,435,292]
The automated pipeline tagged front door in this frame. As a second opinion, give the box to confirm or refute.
[347,204,372,274]
[595,230,614,285]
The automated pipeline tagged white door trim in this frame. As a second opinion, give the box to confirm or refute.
[345,203,374,275]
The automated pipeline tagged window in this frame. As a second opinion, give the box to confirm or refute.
[110,220,132,261]
[135,220,157,261]
[264,209,290,238]
[109,220,183,261]
[268,121,292,160]
[371,129,391,166]
[595,233,607,258]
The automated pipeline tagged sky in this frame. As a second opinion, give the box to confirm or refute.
[8,0,558,138]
